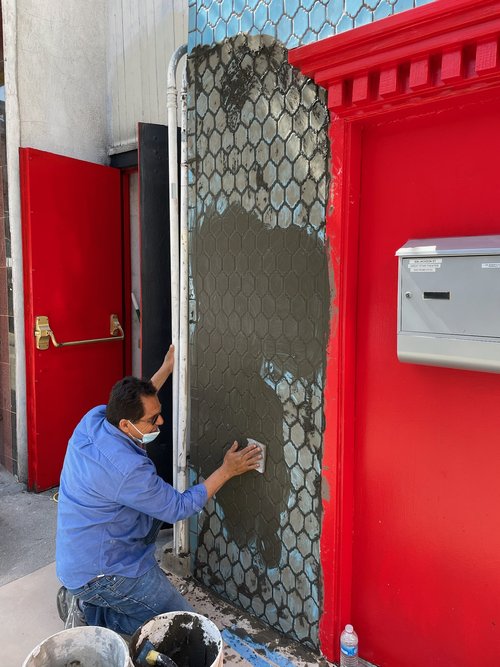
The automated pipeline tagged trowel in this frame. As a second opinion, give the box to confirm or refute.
[135,639,177,667]
[247,438,267,474]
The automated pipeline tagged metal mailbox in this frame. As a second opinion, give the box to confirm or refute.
[396,235,500,373]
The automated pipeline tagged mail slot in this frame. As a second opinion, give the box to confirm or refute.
[396,235,500,373]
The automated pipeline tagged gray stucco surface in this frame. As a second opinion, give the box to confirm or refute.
[188,35,330,648]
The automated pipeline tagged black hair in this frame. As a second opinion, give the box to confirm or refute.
[105,376,157,427]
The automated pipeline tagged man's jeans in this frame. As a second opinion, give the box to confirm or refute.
[68,564,193,636]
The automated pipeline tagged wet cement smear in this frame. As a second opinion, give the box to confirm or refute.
[188,35,330,649]
[131,614,219,667]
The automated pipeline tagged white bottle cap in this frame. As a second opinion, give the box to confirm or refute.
[345,624,354,632]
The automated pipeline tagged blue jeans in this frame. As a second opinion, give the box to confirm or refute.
[69,565,194,636]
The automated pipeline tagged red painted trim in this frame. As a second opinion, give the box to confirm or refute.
[319,118,361,660]
[289,0,500,661]
[290,0,500,117]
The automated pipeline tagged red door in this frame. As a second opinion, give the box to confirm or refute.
[21,148,126,491]
[352,94,500,665]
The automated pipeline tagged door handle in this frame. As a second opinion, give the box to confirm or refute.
[35,314,124,350]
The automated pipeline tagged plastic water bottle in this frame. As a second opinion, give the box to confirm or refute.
[340,624,359,666]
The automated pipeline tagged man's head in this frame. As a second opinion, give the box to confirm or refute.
[106,376,164,442]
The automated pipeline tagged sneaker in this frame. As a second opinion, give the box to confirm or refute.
[56,586,87,628]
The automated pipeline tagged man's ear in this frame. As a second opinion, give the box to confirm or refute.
[118,418,131,435]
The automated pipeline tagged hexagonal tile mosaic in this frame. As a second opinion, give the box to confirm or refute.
[188,0,436,51]
[187,35,330,648]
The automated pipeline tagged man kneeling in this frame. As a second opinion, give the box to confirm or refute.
[55,346,260,635]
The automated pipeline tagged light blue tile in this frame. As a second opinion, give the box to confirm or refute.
[355,6,373,27]
[247,0,260,9]
[215,18,227,42]
[337,13,354,32]
[293,7,309,38]
[302,28,316,45]
[269,0,284,24]
[248,24,259,35]
[202,24,214,45]
[416,0,435,5]
[197,8,208,32]
[227,14,240,37]
[364,0,381,8]
[394,0,415,9]
[310,2,326,33]
[301,0,316,9]
[255,2,268,29]
[326,1,343,26]
[221,0,233,21]
[319,21,335,39]
[188,6,196,32]
[207,0,220,27]
[285,0,300,19]
[374,2,392,19]
[262,20,276,39]
[288,34,299,48]
[188,30,197,52]
[346,0,362,18]
[234,0,246,12]
[241,7,253,32]
[277,15,292,43]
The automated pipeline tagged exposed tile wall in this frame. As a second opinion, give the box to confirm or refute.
[188,35,329,649]
[188,0,436,51]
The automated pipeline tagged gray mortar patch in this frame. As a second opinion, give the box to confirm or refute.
[188,34,330,649]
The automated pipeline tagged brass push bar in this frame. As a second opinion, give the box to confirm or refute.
[35,314,124,350]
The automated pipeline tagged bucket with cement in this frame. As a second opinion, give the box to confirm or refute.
[22,625,132,667]
[129,612,223,667]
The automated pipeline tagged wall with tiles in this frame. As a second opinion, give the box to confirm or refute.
[187,0,436,652]
[188,0,436,51]
[188,35,329,648]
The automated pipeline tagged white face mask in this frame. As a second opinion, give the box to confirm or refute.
[127,420,160,445]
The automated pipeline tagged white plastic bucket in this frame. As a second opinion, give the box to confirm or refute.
[22,625,133,667]
[129,612,223,667]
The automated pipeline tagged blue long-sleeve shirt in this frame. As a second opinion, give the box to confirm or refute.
[56,405,207,589]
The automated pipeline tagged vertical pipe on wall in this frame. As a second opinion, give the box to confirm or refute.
[167,44,189,557]
[167,44,186,497]
[175,67,189,555]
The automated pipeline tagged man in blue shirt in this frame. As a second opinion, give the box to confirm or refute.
[56,346,261,635]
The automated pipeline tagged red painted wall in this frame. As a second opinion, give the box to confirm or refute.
[352,92,500,666]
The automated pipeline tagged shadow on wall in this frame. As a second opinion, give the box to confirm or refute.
[191,203,329,568]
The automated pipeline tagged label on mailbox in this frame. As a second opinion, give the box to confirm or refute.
[408,258,442,272]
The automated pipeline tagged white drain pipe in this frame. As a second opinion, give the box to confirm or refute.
[175,66,190,556]
[167,44,189,557]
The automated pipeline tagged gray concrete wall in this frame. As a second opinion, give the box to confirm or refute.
[2,0,109,481]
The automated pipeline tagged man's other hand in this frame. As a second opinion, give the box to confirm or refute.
[163,344,175,376]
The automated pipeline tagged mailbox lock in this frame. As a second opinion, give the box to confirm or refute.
[405,291,412,299]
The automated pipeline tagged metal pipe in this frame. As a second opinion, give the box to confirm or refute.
[175,65,190,556]
[167,44,186,499]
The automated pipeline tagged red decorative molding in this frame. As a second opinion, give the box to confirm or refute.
[289,1,500,662]
[289,0,500,117]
